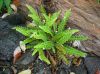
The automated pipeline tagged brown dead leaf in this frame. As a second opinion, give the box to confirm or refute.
[95,69,100,74]
[13,46,22,64]
[72,58,82,66]
[13,0,20,6]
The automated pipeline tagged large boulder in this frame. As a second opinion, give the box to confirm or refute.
[0,13,25,63]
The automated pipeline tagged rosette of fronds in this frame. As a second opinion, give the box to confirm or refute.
[14,5,87,64]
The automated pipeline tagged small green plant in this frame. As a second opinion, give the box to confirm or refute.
[97,0,100,3]
[14,5,87,71]
[0,0,12,13]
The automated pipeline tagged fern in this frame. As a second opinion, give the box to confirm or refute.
[32,48,39,56]
[15,5,87,65]
[0,0,3,12]
[66,46,87,57]
[57,29,79,44]
[34,41,54,49]
[39,49,50,64]
[22,38,35,44]
[97,0,100,3]
[30,30,48,41]
[58,9,71,32]
[46,11,60,27]
[26,4,42,25]
[13,26,35,37]
[0,0,12,13]
[56,44,69,64]
[39,25,53,36]
[4,0,12,13]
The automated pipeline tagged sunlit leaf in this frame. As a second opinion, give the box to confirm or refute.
[66,46,87,57]
[58,9,71,32]
[32,49,39,56]
[39,50,50,64]
[45,11,60,27]
[26,4,41,25]
[13,26,35,37]
[34,41,54,49]
[30,30,47,41]
[53,29,79,44]
[39,25,53,36]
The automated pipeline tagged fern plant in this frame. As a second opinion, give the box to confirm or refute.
[97,0,100,3]
[14,5,87,66]
[0,0,12,13]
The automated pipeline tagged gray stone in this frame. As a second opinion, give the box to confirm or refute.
[84,56,100,74]
[15,51,37,66]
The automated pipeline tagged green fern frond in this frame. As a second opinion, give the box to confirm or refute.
[66,46,87,57]
[32,48,40,56]
[57,29,79,44]
[34,41,54,49]
[26,40,41,49]
[4,0,12,13]
[56,44,69,64]
[53,29,79,43]
[0,0,3,12]
[39,25,53,36]
[43,14,49,21]
[40,5,47,14]
[45,11,60,27]
[53,23,58,34]
[39,49,50,64]
[97,0,100,3]
[22,38,35,44]
[26,4,41,25]
[56,44,66,55]
[28,14,41,25]
[59,53,69,64]
[30,30,48,41]
[52,31,64,41]
[58,9,71,32]
[13,26,35,37]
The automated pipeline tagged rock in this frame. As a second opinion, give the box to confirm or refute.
[0,68,13,74]
[57,69,68,74]
[15,51,37,66]
[32,59,51,74]
[0,19,24,61]
[0,14,26,74]
[84,56,100,74]
[70,60,87,74]
[56,63,70,74]
[2,13,27,25]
